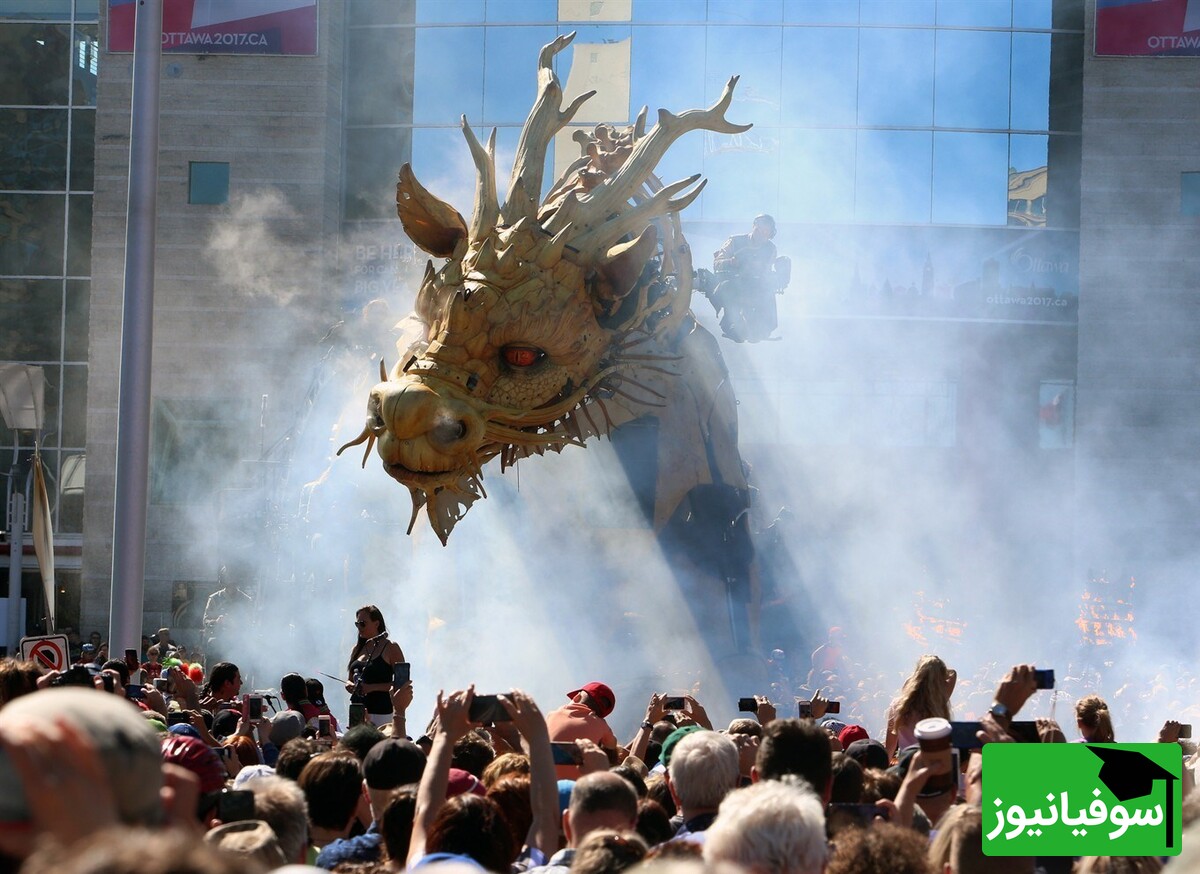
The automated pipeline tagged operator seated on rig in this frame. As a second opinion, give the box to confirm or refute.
[706,213,791,342]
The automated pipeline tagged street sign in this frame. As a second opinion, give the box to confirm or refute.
[20,634,70,672]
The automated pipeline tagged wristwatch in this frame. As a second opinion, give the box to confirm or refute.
[989,701,1012,721]
[639,720,654,730]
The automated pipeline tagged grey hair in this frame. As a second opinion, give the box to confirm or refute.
[667,730,739,811]
[703,777,827,874]
[248,775,309,864]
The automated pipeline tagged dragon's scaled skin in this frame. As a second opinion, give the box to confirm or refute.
[339,33,751,544]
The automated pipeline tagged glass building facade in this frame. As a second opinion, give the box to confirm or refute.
[0,0,97,630]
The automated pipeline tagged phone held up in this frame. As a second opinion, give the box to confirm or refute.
[392,662,411,689]
[469,694,512,724]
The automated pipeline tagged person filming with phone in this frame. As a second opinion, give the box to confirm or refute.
[346,604,406,728]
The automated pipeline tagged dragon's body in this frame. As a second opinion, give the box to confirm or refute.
[340,34,754,556]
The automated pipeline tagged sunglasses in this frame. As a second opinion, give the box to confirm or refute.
[355,620,367,627]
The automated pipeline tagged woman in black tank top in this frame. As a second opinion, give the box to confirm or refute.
[346,604,406,726]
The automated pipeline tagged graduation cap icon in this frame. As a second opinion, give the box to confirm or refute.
[1087,745,1178,849]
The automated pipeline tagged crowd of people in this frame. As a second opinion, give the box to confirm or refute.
[0,607,1196,874]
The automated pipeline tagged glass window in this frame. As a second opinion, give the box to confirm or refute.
[413,27,484,124]
[74,0,99,20]
[0,279,60,361]
[64,279,88,361]
[857,28,935,127]
[484,25,558,125]
[485,0,555,22]
[346,26,415,125]
[71,24,97,106]
[65,193,89,274]
[702,128,780,221]
[69,107,93,190]
[779,129,856,223]
[415,0,484,23]
[1182,173,1200,217]
[1012,0,1051,29]
[630,25,705,117]
[632,0,704,20]
[344,128,411,221]
[932,131,1008,225]
[936,0,1010,27]
[1011,32,1050,130]
[188,162,229,205]
[855,129,932,224]
[560,26,632,124]
[0,1,72,20]
[705,26,781,128]
[0,193,65,275]
[859,0,934,25]
[59,363,86,446]
[783,0,859,24]
[781,27,857,127]
[708,0,782,23]
[0,109,67,190]
[1009,134,1047,226]
[411,127,476,216]
[651,128,705,211]
[0,24,71,104]
[494,125,554,202]
[934,30,1010,130]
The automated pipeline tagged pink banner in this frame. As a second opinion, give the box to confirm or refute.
[108,0,318,56]
[1096,0,1200,56]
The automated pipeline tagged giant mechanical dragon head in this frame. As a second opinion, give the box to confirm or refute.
[339,34,749,544]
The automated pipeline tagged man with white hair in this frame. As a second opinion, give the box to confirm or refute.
[703,778,827,874]
[666,729,740,841]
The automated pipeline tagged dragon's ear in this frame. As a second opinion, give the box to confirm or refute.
[596,223,658,302]
[396,164,468,258]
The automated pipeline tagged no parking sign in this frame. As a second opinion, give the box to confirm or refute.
[20,634,70,672]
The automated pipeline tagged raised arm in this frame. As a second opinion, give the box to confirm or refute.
[502,690,558,857]
[408,687,475,866]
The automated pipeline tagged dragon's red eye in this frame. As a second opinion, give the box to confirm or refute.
[503,346,545,368]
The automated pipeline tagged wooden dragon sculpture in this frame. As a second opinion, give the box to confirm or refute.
[340,33,754,547]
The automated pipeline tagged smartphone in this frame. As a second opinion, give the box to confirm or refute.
[348,703,366,728]
[1009,721,1039,744]
[468,694,512,723]
[1034,668,1055,690]
[216,745,232,760]
[550,742,583,766]
[318,715,332,737]
[392,662,411,688]
[1179,724,1193,739]
[216,789,255,823]
[798,701,813,718]
[154,677,170,693]
[950,720,1039,748]
[826,701,842,714]
[124,648,140,670]
[102,673,114,693]
[738,697,758,713]
[663,696,686,711]
[125,683,146,700]
[247,695,263,721]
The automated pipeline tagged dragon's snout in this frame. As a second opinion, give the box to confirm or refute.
[370,379,485,483]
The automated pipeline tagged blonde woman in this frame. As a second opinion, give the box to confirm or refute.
[1075,694,1116,743]
[884,654,956,758]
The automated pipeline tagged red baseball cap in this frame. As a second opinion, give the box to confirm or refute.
[567,682,615,718]
[838,724,870,748]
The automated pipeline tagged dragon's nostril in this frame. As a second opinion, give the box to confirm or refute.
[430,419,468,445]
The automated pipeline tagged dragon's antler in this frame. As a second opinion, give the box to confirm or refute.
[500,32,595,225]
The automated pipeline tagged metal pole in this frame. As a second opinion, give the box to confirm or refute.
[109,0,162,656]
[7,492,24,654]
